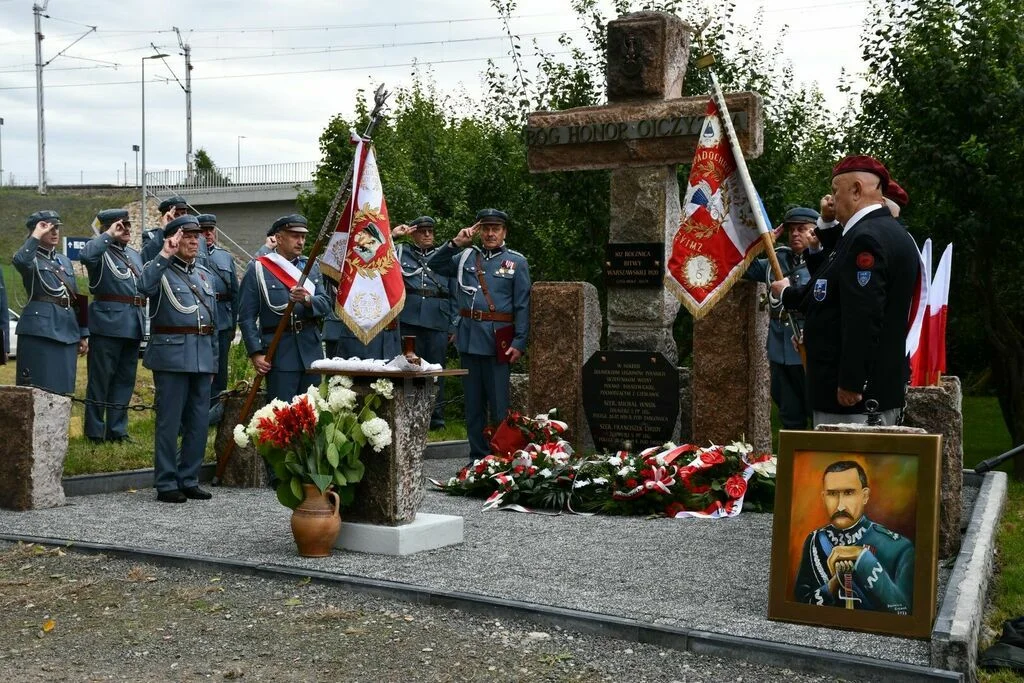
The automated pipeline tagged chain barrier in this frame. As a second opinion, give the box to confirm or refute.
[12,376,253,413]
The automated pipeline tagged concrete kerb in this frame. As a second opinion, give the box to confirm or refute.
[931,470,1008,679]
[0,531,963,683]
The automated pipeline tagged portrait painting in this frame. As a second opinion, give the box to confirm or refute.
[768,430,942,639]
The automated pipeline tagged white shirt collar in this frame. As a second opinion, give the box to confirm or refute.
[842,203,884,236]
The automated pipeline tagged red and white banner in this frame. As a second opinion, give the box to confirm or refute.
[256,252,315,296]
[319,136,405,344]
[909,242,952,386]
[666,99,767,319]
[907,238,931,384]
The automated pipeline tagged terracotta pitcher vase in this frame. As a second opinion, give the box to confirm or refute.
[290,483,341,557]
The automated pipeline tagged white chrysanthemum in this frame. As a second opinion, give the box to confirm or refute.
[328,387,358,412]
[617,466,634,477]
[232,424,250,448]
[361,417,392,452]
[249,399,286,426]
[328,374,354,389]
[607,455,623,467]
[370,378,394,400]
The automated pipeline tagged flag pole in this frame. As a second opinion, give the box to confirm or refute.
[694,43,806,366]
[213,84,391,484]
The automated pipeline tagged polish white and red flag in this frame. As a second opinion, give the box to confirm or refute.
[666,99,768,318]
[319,135,405,344]
[906,239,931,385]
[909,242,952,386]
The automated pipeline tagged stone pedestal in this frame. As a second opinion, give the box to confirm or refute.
[606,166,681,361]
[214,391,269,488]
[0,386,71,510]
[345,375,435,526]
[691,282,771,452]
[527,282,602,451]
[815,423,927,436]
[336,513,463,555]
[510,373,530,415]
[678,367,692,445]
[904,376,964,558]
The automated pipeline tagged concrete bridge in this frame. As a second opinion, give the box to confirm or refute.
[146,161,316,258]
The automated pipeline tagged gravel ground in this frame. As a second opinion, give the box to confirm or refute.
[0,541,847,683]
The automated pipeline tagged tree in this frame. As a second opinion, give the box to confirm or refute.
[193,148,231,186]
[851,0,1024,451]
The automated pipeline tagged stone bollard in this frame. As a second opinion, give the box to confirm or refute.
[0,386,71,510]
[904,376,964,558]
[213,390,269,488]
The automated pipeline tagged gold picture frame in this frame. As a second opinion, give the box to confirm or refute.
[767,430,942,639]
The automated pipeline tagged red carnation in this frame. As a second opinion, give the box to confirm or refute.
[625,478,638,489]
[724,474,748,499]
[513,465,525,475]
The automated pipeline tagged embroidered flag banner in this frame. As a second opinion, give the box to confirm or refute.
[665,99,768,319]
[319,137,405,344]
[256,252,315,297]
[907,239,932,385]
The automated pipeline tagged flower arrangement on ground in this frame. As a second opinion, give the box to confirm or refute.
[436,412,776,517]
[233,375,394,509]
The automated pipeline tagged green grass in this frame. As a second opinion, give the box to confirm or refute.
[981,480,1024,682]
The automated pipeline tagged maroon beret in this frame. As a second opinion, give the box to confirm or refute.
[832,155,891,193]
[884,180,909,208]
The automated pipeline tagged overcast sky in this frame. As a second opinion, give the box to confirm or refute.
[0,0,870,186]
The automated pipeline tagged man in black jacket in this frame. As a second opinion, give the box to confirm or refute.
[772,155,919,426]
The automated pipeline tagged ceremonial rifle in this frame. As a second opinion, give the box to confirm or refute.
[213,83,391,484]
[693,23,807,368]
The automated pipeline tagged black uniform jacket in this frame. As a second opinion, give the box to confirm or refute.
[783,207,919,413]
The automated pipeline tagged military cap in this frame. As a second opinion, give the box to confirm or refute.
[197,213,218,227]
[884,180,909,208]
[158,195,189,213]
[831,155,890,193]
[475,208,508,225]
[782,207,820,225]
[26,210,62,230]
[163,214,201,239]
[409,215,436,230]
[96,209,129,227]
[270,214,308,235]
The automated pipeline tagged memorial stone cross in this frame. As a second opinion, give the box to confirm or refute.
[525,11,770,450]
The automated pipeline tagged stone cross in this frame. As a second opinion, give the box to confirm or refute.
[525,11,770,450]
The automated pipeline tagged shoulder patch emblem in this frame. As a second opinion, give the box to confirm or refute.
[856,270,872,286]
[813,278,827,302]
[856,251,875,269]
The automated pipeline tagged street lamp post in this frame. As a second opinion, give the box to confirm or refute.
[0,117,4,188]
[141,53,169,234]
[132,144,140,186]
[236,135,246,184]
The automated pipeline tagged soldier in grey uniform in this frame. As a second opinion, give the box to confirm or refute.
[254,228,277,258]
[139,214,218,503]
[238,214,331,404]
[142,195,208,265]
[393,215,454,429]
[744,206,818,430]
[80,209,146,443]
[428,209,531,461]
[12,210,89,393]
[794,461,915,614]
[198,213,239,421]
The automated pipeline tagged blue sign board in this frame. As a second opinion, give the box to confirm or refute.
[63,236,92,261]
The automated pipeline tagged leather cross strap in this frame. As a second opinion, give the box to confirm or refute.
[107,246,140,279]
[475,253,496,312]
[95,293,147,306]
[153,325,214,335]
[460,309,513,322]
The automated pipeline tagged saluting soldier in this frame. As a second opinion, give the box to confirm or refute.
[392,215,455,429]
[80,209,146,443]
[197,213,239,420]
[744,206,819,430]
[138,215,218,503]
[12,210,89,393]
[237,214,331,404]
[142,195,209,265]
[254,228,277,258]
[428,209,531,462]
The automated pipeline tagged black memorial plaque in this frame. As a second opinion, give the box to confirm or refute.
[582,350,679,452]
[604,243,664,287]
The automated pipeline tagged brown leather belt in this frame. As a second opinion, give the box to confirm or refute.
[263,320,314,334]
[409,288,448,299]
[215,293,232,302]
[95,293,147,307]
[460,309,513,322]
[153,325,214,336]
[31,293,72,308]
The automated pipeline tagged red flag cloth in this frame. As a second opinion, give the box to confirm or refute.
[665,99,767,318]
[925,244,952,385]
[907,239,931,386]
[319,138,405,344]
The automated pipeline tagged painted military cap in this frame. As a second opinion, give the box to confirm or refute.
[475,208,508,225]
[782,207,819,225]
[270,214,308,235]
[26,210,62,230]
[163,214,201,238]
[157,195,189,213]
[884,180,909,208]
[197,213,217,227]
[96,209,129,227]
[409,215,436,229]
[831,155,890,193]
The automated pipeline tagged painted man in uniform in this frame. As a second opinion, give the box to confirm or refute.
[198,213,239,423]
[80,209,146,443]
[12,210,89,393]
[428,209,531,462]
[138,215,218,503]
[794,460,914,614]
